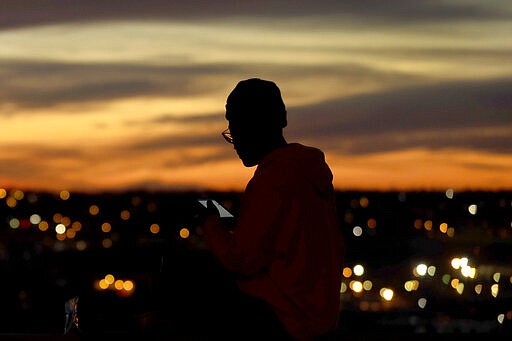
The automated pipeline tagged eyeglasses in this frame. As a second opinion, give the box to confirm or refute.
[221,128,233,144]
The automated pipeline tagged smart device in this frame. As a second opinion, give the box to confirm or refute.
[197,199,234,218]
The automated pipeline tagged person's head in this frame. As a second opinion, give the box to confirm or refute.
[223,78,287,167]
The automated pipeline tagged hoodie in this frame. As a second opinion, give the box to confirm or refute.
[204,143,344,340]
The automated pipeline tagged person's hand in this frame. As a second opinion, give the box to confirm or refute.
[193,199,220,226]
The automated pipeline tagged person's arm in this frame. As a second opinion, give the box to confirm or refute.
[203,185,283,276]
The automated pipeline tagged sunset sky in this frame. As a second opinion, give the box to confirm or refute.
[1,0,511,193]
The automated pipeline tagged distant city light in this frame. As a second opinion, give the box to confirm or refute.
[13,190,24,200]
[98,279,109,290]
[445,189,454,199]
[451,258,461,269]
[456,282,464,294]
[342,267,352,278]
[179,228,190,239]
[415,264,428,276]
[363,280,372,291]
[101,222,112,233]
[404,280,419,292]
[38,221,49,231]
[423,220,433,231]
[427,266,436,277]
[493,272,501,283]
[9,218,20,229]
[89,205,100,215]
[120,210,131,220]
[105,274,115,285]
[6,197,17,208]
[150,223,160,234]
[498,314,505,324]
[468,204,477,215]
[0,188,6,199]
[102,238,113,248]
[71,221,82,231]
[76,240,87,251]
[380,288,394,301]
[418,297,427,309]
[55,223,66,234]
[350,281,363,293]
[353,265,364,276]
[114,280,124,290]
[491,284,499,298]
[59,190,70,200]
[475,284,483,294]
[352,226,363,237]
[66,229,76,239]
[53,213,63,223]
[340,282,347,293]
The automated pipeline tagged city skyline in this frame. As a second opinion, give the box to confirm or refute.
[1,1,512,193]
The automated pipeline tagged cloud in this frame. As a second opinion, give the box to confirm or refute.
[1,0,510,30]
[288,77,512,154]
[0,59,422,112]
[0,60,234,109]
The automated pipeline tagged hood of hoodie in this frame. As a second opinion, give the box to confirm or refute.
[256,143,334,197]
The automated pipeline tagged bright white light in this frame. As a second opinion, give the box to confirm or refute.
[497,314,505,324]
[380,288,394,301]
[451,258,461,269]
[353,264,365,276]
[30,214,41,225]
[468,204,477,215]
[350,281,363,293]
[427,266,436,277]
[416,264,427,276]
[352,226,363,237]
[445,189,454,199]
[55,223,66,234]
[461,266,472,277]
[491,284,499,297]
[418,298,427,309]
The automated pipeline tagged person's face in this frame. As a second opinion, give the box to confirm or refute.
[228,119,263,167]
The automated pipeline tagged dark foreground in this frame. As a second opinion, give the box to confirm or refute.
[0,190,511,338]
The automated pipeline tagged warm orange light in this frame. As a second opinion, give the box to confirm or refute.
[53,213,62,223]
[99,279,109,290]
[342,267,352,278]
[59,190,70,200]
[38,221,49,231]
[120,210,131,220]
[105,274,115,285]
[114,280,124,290]
[89,205,99,215]
[101,222,112,233]
[72,221,82,231]
[180,228,190,239]
[123,280,134,291]
[150,223,160,234]
[6,196,17,208]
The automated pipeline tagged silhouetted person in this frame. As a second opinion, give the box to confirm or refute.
[201,78,344,341]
